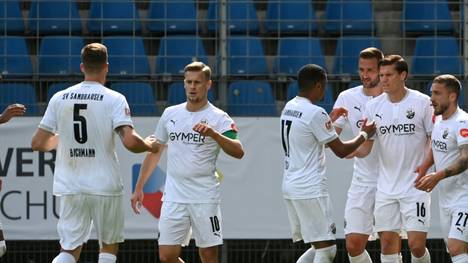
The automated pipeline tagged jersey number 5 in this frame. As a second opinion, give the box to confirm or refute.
[281,120,292,157]
[73,104,88,144]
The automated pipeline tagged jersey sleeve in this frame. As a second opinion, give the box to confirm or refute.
[217,112,237,135]
[456,117,468,146]
[154,110,168,144]
[422,98,434,135]
[111,94,134,130]
[309,109,338,144]
[38,93,59,133]
[332,93,347,129]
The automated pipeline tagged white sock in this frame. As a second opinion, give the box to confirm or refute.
[349,250,372,263]
[313,245,336,263]
[381,253,399,263]
[51,252,76,263]
[98,252,117,263]
[411,248,431,263]
[0,240,6,257]
[297,247,315,263]
[398,253,403,263]
[451,253,468,263]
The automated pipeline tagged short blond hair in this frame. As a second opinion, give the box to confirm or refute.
[184,61,211,80]
[433,74,462,99]
[81,43,108,74]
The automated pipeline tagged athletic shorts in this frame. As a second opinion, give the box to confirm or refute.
[440,206,468,243]
[344,184,376,236]
[284,197,336,244]
[57,194,124,250]
[374,191,430,233]
[158,202,223,248]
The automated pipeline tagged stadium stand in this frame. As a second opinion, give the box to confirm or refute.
[403,0,454,34]
[332,36,381,75]
[0,36,33,77]
[46,82,74,101]
[111,82,158,116]
[29,1,82,35]
[156,35,208,75]
[227,81,277,116]
[207,0,260,34]
[227,36,268,76]
[0,1,24,34]
[147,0,199,34]
[38,36,83,76]
[265,0,318,34]
[275,37,326,76]
[103,36,150,77]
[324,0,374,35]
[88,0,141,34]
[0,83,38,115]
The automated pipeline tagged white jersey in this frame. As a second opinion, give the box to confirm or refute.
[431,108,468,208]
[334,85,379,186]
[280,96,338,199]
[155,102,236,203]
[364,89,433,197]
[39,81,133,196]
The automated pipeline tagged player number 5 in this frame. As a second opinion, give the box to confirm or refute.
[73,104,88,144]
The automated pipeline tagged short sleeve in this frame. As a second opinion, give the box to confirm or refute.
[112,94,133,130]
[309,109,338,144]
[154,110,168,144]
[422,98,434,135]
[456,117,468,147]
[333,93,347,129]
[38,93,59,133]
[217,112,237,134]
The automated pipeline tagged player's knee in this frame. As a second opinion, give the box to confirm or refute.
[408,242,426,258]
[159,250,179,263]
[345,240,365,256]
[379,234,399,253]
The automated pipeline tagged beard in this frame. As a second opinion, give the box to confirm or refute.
[434,103,448,115]
[363,78,380,89]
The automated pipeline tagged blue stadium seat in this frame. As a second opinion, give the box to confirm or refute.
[0,36,33,77]
[111,82,158,116]
[227,36,268,76]
[207,0,260,34]
[88,1,141,34]
[403,0,453,34]
[411,36,462,76]
[103,37,150,77]
[0,1,24,33]
[324,0,374,34]
[275,37,325,76]
[47,82,75,101]
[0,83,38,115]
[29,1,82,34]
[156,36,208,75]
[147,0,198,34]
[228,81,277,116]
[167,82,215,105]
[38,36,83,76]
[287,82,334,113]
[332,36,381,75]
[265,0,317,34]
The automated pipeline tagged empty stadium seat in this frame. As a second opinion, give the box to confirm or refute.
[287,82,334,113]
[324,0,374,34]
[332,36,381,75]
[228,81,276,116]
[411,36,462,76]
[403,0,453,34]
[227,36,268,76]
[0,83,38,115]
[0,36,33,77]
[207,0,260,34]
[0,1,24,33]
[103,37,150,77]
[147,0,198,34]
[167,82,215,105]
[88,1,141,34]
[265,0,317,34]
[275,37,326,76]
[47,82,75,101]
[29,1,82,34]
[156,36,208,75]
[111,82,158,116]
[38,36,83,76]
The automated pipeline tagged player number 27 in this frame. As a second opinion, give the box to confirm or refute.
[281,120,292,157]
[73,104,88,144]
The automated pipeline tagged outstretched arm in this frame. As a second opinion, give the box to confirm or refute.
[131,145,166,214]
[327,118,376,158]
[115,125,157,153]
[0,104,26,124]
[193,123,244,159]
[31,128,59,151]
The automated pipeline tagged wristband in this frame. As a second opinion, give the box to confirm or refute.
[359,131,368,140]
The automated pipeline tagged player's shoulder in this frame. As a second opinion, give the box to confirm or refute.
[339,85,363,98]
[161,102,186,116]
[407,89,430,102]
[455,109,468,123]
[366,92,386,108]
